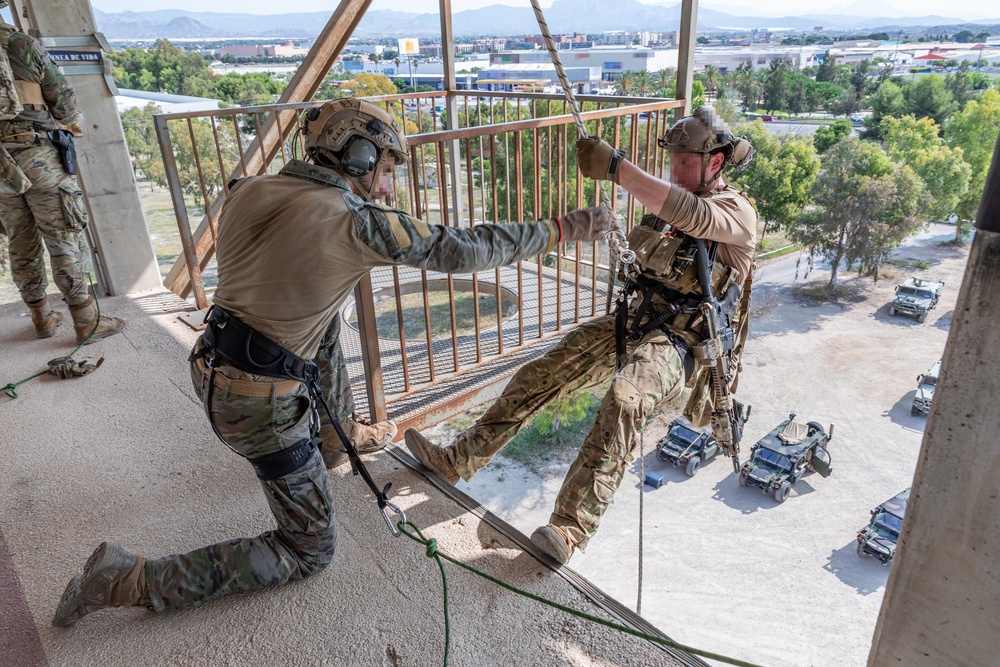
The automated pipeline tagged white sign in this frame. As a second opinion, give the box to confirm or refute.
[397,38,419,56]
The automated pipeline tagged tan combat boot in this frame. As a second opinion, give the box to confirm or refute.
[320,417,397,469]
[52,542,150,627]
[26,295,63,338]
[404,428,460,485]
[530,524,575,565]
[68,297,127,344]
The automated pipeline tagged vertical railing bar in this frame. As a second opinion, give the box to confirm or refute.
[514,128,524,347]
[210,115,229,200]
[232,113,248,177]
[421,271,435,382]
[185,118,216,251]
[436,141,450,227]
[156,116,208,309]
[490,133,503,356]
[447,273,459,372]
[534,126,544,340]
[391,265,411,392]
[627,114,639,233]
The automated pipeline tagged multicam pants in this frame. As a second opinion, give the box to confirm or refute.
[0,141,90,305]
[452,314,685,550]
[145,316,354,611]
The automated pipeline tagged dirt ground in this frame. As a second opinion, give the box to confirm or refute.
[424,222,969,667]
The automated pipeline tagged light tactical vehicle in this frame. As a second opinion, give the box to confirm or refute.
[911,360,940,416]
[857,487,910,564]
[656,417,721,477]
[889,277,944,322]
[739,415,833,503]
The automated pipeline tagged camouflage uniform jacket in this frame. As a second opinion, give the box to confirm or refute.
[0,21,81,132]
[213,159,559,362]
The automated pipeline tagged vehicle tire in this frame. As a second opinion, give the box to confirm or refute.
[774,481,791,503]
[888,306,896,316]
[685,457,701,477]
[911,406,921,417]
[739,473,750,487]
[806,421,826,437]
[918,311,928,323]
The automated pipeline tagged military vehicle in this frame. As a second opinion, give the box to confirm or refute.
[739,415,833,503]
[656,417,720,477]
[911,360,940,416]
[889,277,944,322]
[857,487,910,564]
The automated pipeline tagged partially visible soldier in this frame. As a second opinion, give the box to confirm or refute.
[0,11,126,343]
[51,98,613,625]
[405,106,757,564]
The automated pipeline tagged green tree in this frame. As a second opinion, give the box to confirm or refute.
[863,79,906,139]
[731,120,820,240]
[120,102,166,187]
[882,115,971,226]
[946,62,975,109]
[702,64,720,100]
[815,50,838,82]
[730,63,759,111]
[944,88,1000,238]
[615,70,636,96]
[761,58,790,113]
[903,74,955,126]
[813,119,853,153]
[792,137,922,287]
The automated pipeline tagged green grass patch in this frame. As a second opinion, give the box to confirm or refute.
[500,386,606,472]
[362,290,516,341]
[793,279,867,304]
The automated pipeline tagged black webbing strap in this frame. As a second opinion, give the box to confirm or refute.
[192,306,405,535]
[614,275,697,371]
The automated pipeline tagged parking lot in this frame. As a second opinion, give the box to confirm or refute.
[441,223,969,666]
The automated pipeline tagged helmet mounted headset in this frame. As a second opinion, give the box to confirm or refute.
[658,105,754,192]
[301,98,408,202]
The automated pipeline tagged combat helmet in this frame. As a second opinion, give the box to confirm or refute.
[659,105,754,190]
[301,98,408,201]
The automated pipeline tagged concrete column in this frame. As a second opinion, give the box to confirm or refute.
[439,0,465,227]
[15,0,161,295]
[867,130,1000,665]
[674,0,699,119]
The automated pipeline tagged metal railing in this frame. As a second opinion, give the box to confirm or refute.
[154,90,683,429]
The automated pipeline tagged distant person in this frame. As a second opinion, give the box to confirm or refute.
[0,12,126,342]
[51,98,613,625]
[406,106,757,564]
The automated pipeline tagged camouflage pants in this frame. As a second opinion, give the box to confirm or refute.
[144,337,339,611]
[452,314,684,550]
[0,141,90,305]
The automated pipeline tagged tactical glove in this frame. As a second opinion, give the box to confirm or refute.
[559,206,615,243]
[576,137,625,184]
[47,355,104,379]
[63,121,85,138]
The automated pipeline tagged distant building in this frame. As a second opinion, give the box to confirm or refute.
[524,33,587,49]
[472,38,507,53]
[219,42,307,58]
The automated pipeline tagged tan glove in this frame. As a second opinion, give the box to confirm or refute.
[63,120,85,138]
[559,206,615,243]
[576,137,625,184]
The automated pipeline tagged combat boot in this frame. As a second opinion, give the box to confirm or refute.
[320,417,397,469]
[404,429,460,485]
[68,297,127,344]
[26,295,63,338]
[52,542,150,627]
[530,524,575,565]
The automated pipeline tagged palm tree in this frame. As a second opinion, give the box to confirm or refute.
[634,70,654,97]
[656,68,675,97]
[702,64,720,101]
[729,63,758,111]
[615,70,637,96]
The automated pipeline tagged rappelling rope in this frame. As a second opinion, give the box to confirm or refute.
[527,0,636,310]
[637,426,645,616]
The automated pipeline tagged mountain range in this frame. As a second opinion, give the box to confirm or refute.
[92,0,999,39]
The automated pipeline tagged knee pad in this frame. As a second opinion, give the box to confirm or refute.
[612,376,645,414]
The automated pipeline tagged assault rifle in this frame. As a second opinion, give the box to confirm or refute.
[693,238,749,473]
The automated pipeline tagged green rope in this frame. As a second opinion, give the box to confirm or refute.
[2,276,103,400]
[398,520,763,667]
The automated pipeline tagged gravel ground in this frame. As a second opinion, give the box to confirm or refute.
[428,223,969,667]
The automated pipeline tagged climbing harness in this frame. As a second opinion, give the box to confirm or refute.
[192,305,405,536]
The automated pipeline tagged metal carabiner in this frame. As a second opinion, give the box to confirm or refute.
[380,500,407,537]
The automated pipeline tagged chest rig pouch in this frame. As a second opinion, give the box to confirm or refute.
[614,213,741,377]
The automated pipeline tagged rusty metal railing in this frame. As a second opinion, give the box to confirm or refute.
[154,90,682,429]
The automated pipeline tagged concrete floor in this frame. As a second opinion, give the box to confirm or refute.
[0,290,692,667]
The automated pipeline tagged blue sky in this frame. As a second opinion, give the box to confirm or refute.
[87,0,994,21]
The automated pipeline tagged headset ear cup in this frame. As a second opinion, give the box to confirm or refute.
[729,137,755,169]
[341,137,379,177]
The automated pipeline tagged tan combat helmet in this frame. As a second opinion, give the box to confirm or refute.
[301,98,408,201]
[659,105,754,190]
